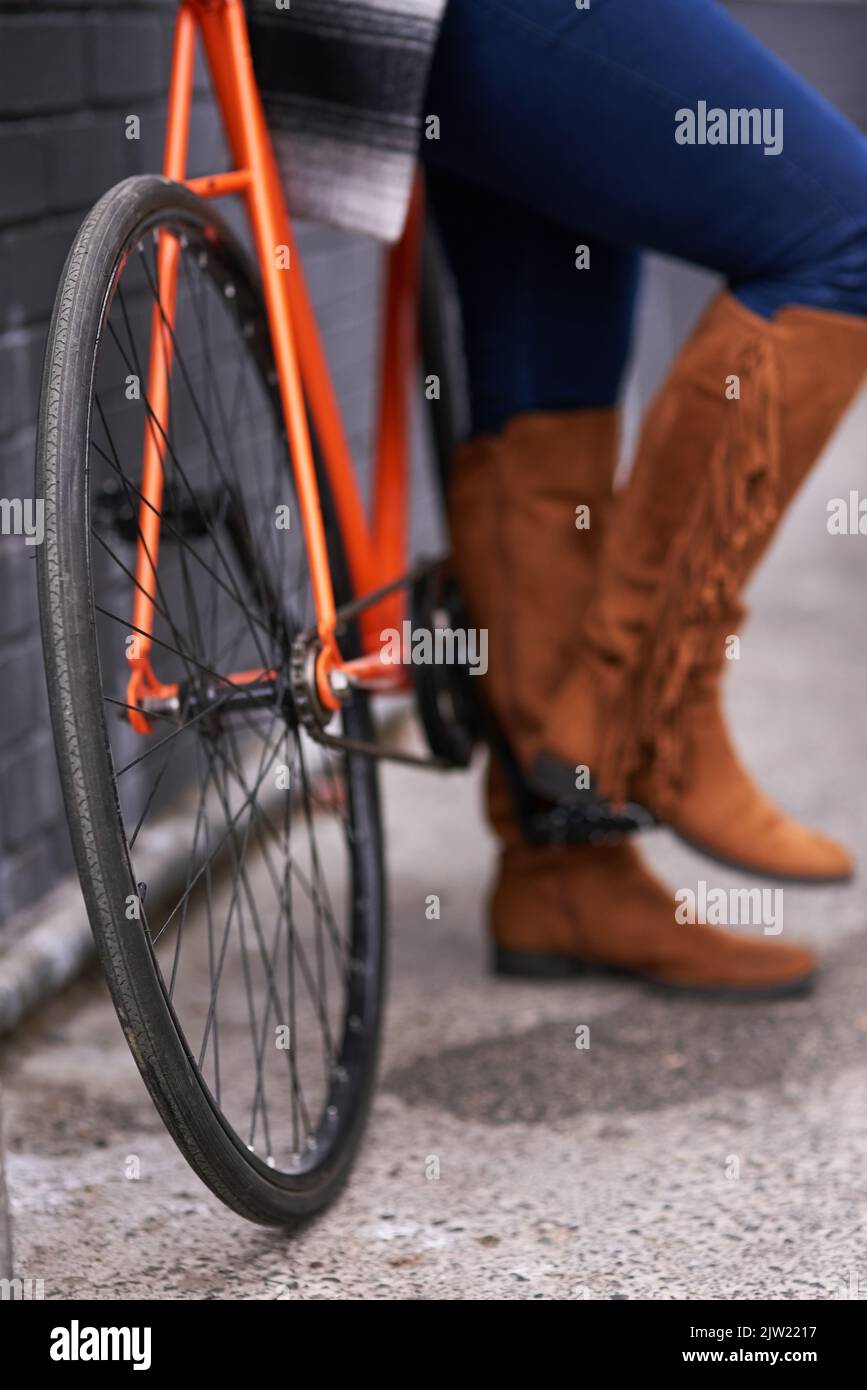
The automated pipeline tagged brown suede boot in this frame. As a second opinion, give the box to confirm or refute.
[486,760,815,997]
[533,294,867,881]
[449,406,816,995]
[449,408,614,754]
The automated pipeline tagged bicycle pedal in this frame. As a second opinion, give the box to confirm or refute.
[520,793,654,846]
[489,730,652,846]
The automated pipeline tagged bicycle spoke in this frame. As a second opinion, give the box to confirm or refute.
[59,202,379,1186]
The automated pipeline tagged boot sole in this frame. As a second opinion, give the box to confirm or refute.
[671,827,854,886]
[492,946,816,999]
[647,970,817,1001]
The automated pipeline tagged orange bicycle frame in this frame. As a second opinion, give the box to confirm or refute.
[126,0,423,734]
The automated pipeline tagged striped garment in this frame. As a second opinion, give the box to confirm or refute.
[246,0,449,242]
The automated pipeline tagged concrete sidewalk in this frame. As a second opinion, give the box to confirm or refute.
[2,395,867,1301]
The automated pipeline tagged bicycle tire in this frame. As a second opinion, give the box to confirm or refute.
[36,175,386,1225]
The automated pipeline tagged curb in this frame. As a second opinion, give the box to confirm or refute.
[0,1091,12,1282]
[0,700,417,1039]
[0,805,188,1040]
[0,768,221,1039]
[0,882,94,1040]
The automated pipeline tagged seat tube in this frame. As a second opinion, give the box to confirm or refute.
[198,0,340,661]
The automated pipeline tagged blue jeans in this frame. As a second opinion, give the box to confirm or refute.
[422,0,867,434]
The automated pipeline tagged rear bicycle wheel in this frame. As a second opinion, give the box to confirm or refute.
[36,176,385,1225]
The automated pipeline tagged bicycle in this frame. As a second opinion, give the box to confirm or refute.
[36,0,636,1226]
[34,0,475,1227]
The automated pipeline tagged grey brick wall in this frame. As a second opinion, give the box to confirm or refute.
[0,0,386,926]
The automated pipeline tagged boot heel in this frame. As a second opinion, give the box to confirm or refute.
[492,945,587,979]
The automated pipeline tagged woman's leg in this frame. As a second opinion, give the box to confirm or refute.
[429,166,637,797]
[424,0,867,321]
[426,167,640,434]
[424,0,867,881]
[427,85,815,996]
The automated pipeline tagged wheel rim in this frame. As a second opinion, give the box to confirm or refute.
[78,207,381,1182]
